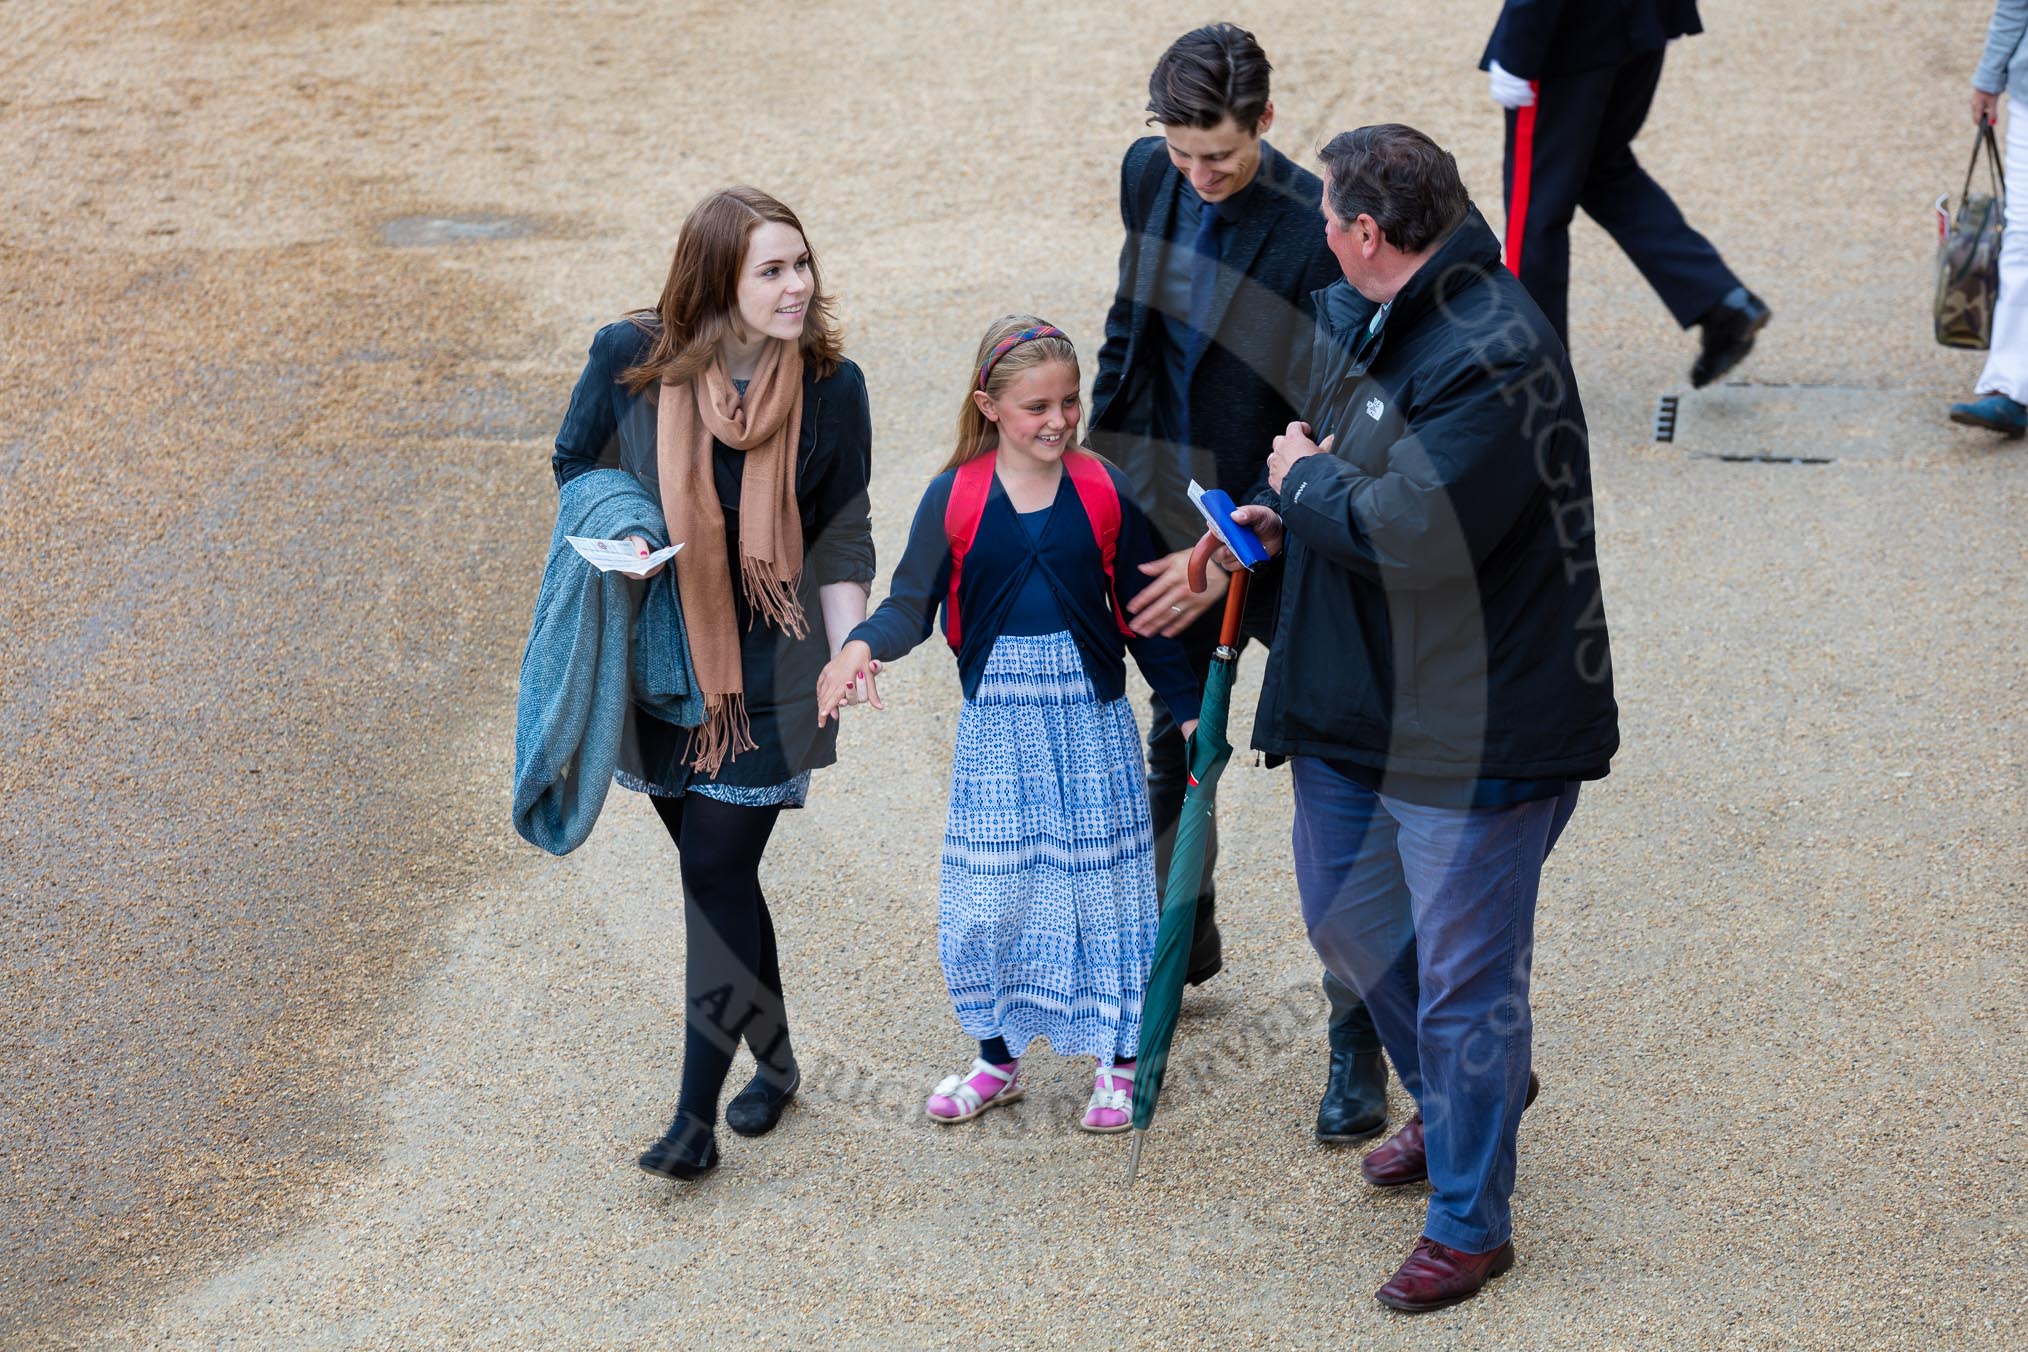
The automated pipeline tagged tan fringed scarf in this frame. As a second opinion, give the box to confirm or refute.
[658,341,808,775]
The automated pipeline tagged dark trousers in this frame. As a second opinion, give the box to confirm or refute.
[650,793,794,1128]
[1502,46,1740,344]
[1291,756,1581,1251]
[1144,608,1378,1052]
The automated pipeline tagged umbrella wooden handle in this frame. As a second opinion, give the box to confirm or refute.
[1217,567,1249,650]
[1187,533,1250,650]
[1185,532,1219,594]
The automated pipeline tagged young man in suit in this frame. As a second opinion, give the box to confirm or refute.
[1485,0,1768,384]
[1088,23,1388,1143]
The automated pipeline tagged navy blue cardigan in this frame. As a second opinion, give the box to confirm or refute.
[850,460,1201,727]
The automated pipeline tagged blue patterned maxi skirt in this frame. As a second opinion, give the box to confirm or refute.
[939,630,1159,1067]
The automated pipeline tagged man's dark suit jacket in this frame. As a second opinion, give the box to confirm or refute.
[1089,136,1342,555]
[1481,0,1701,79]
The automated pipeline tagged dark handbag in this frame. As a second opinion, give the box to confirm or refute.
[1935,123,2006,350]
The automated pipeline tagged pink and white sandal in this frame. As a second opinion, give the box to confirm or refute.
[1080,1061,1136,1133]
[926,1058,1022,1123]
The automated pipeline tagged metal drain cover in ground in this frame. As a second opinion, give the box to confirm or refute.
[1652,382,1933,463]
[381,214,538,247]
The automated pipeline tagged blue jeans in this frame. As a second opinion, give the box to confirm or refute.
[1289,756,1580,1252]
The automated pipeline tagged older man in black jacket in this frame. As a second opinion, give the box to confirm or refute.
[1216,125,1618,1312]
[1088,23,1388,1144]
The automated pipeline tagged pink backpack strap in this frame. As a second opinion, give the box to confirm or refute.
[942,453,996,651]
[1063,450,1134,639]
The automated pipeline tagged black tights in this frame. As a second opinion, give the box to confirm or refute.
[650,793,793,1129]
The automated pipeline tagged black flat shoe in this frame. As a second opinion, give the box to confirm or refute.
[1315,1047,1388,1143]
[638,1113,718,1181]
[724,1065,800,1138]
[1689,288,1770,388]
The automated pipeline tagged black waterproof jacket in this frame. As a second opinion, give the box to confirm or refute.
[1251,207,1620,781]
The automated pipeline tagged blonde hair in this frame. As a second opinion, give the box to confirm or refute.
[942,314,1081,473]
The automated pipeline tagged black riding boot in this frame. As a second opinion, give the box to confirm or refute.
[1316,973,1388,1143]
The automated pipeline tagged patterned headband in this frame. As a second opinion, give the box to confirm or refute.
[976,324,1068,390]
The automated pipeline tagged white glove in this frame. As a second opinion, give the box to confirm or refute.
[1489,59,1536,109]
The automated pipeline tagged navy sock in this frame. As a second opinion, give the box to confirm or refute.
[978,1036,1013,1064]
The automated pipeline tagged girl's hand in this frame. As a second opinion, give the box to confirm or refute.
[843,657,883,708]
[1180,719,1199,740]
[817,640,883,726]
[619,534,668,579]
[1974,87,2001,127]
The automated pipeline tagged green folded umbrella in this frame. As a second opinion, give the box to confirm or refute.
[1127,565,1250,1186]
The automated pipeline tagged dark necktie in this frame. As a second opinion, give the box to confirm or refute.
[1185,203,1222,378]
[1178,202,1222,459]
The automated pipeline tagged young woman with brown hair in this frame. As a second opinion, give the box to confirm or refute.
[550,187,876,1181]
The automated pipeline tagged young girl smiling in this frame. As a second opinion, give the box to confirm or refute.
[817,316,1198,1133]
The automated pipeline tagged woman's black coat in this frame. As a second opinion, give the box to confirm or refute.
[552,319,874,791]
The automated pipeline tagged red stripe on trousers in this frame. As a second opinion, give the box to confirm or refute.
[1505,86,1540,275]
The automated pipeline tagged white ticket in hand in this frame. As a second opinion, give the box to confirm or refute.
[566,536,683,573]
[1187,480,1227,543]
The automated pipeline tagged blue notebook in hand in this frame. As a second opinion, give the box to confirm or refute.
[1188,480,1271,571]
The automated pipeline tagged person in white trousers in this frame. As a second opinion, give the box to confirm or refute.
[1956,0,2028,438]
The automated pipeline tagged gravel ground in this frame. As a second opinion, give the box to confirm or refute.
[3,0,2022,1347]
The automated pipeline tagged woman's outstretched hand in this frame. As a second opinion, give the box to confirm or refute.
[619,534,668,579]
[817,639,883,726]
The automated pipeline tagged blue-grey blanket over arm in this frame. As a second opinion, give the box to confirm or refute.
[513,468,704,856]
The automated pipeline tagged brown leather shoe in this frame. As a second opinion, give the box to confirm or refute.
[1375,1236,1516,1312]
[1359,1072,1540,1188]
[1360,1111,1427,1186]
